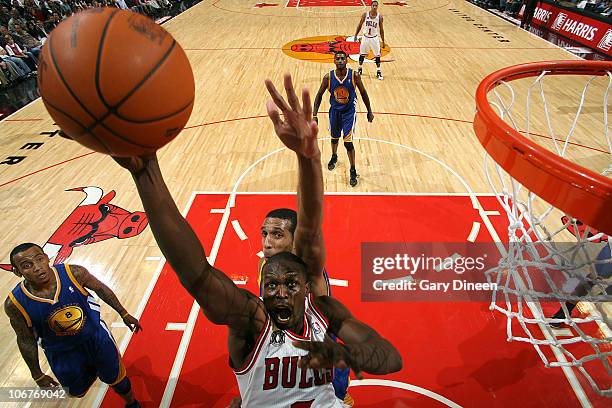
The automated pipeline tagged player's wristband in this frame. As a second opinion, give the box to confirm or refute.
[121,310,129,319]
[33,373,45,382]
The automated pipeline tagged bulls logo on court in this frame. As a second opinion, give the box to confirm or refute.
[1,186,148,271]
[48,305,85,335]
[283,35,390,63]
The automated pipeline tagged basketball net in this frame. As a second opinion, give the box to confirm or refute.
[476,62,612,397]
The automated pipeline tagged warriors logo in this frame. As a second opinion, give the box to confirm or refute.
[282,35,390,63]
[334,86,350,104]
[48,305,85,335]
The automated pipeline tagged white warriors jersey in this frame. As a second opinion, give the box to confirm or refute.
[363,12,380,38]
[234,294,343,407]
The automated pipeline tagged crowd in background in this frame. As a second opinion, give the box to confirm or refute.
[0,0,181,87]
[562,0,612,14]
[475,0,612,17]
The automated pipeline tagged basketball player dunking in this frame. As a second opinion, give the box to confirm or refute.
[4,244,142,407]
[108,74,401,407]
[313,51,374,187]
[229,70,354,407]
[354,0,385,80]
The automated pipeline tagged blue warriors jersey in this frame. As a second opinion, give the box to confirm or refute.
[9,264,103,352]
[329,69,357,112]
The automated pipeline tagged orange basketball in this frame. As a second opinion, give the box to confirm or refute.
[38,8,195,156]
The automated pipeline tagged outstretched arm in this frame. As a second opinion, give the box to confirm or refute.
[355,73,374,122]
[69,264,142,332]
[312,73,329,125]
[4,298,59,387]
[265,74,328,297]
[354,13,366,39]
[114,156,266,334]
[295,296,402,377]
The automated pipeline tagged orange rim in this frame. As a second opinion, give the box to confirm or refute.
[474,60,612,235]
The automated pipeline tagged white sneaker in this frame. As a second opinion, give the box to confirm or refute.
[377,72,383,80]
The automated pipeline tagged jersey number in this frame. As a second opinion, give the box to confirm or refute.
[368,28,372,36]
[291,401,314,408]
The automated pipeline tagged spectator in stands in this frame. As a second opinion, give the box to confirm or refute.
[114,0,129,10]
[0,59,20,86]
[521,0,539,29]
[12,22,41,55]
[0,6,11,27]
[57,0,72,16]
[4,34,37,69]
[0,44,31,76]
[8,8,26,32]
[597,0,612,13]
[44,11,59,31]
[47,1,62,18]
[577,0,597,10]
[504,0,522,15]
[23,0,45,22]
[25,19,45,40]
[0,24,11,44]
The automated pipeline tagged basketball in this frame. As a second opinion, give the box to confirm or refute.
[37,8,195,157]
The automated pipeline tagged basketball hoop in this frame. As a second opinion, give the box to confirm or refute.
[474,60,612,397]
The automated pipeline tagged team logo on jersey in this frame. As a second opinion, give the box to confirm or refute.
[48,305,86,335]
[282,35,390,63]
[334,86,350,104]
[1,186,148,271]
[270,330,285,345]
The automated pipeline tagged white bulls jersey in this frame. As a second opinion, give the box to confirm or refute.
[234,294,342,407]
[363,12,380,38]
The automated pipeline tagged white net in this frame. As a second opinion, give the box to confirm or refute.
[483,66,612,397]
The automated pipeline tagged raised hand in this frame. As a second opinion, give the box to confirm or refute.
[265,73,320,159]
[293,337,364,380]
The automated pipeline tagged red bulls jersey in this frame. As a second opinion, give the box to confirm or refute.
[8,264,104,352]
[234,294,342,407]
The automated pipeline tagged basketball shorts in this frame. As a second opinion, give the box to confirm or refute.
[329,107,356,142]
[44,322,126,397]
[360,36,381,57]
[333,366,351,400]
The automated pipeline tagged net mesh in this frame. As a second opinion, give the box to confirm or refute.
[483,66,612,397]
